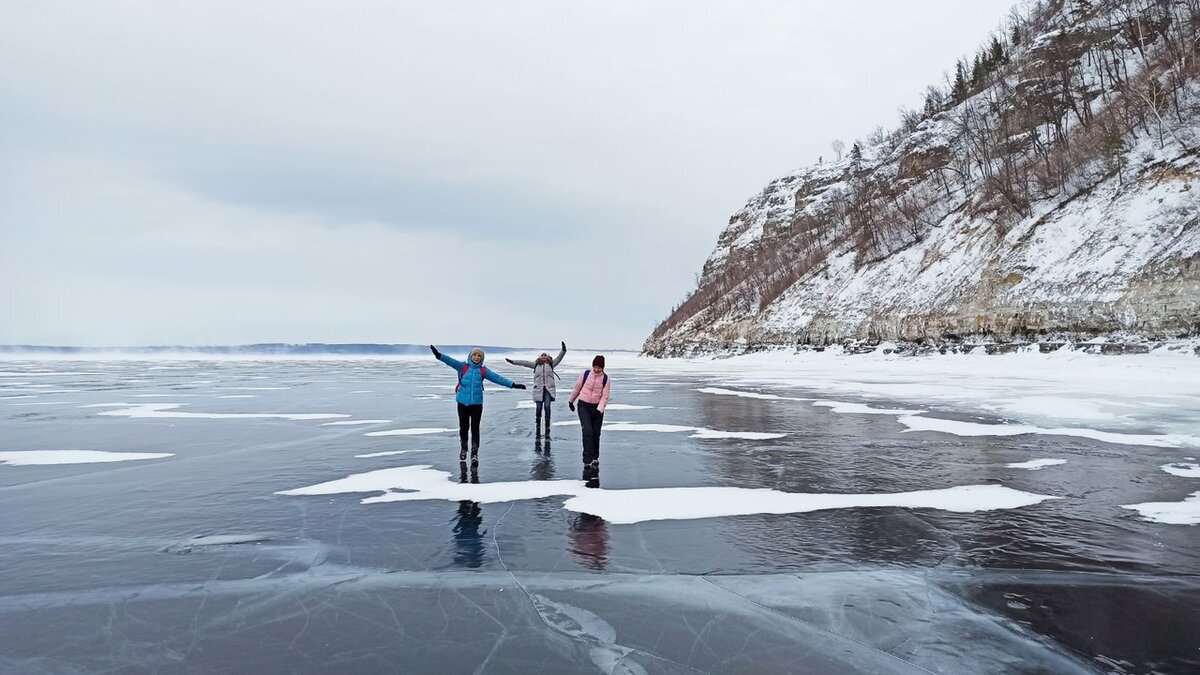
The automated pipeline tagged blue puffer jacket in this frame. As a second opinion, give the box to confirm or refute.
[437,350,515,406]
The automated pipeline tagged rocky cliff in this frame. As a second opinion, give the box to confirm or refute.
[646,0,1200,356]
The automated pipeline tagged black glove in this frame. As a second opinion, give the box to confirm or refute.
[513,383,526,390]
[569,401,575,412]
[429,345,440,359]
[505,358,515,364]
[561,341,567,351]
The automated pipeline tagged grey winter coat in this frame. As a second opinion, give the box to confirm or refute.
[507,346,566,402]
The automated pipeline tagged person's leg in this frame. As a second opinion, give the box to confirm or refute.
[469,404,482,462]
[457,404,470,460]
[578,402,594,465]
[535,398,544,437]
[591,408,604,466]
[543,388,553,424]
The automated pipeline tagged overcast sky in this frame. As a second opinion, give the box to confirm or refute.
[1,0,1016,349]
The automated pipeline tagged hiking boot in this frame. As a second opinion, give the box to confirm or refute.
[459,443,468,462]
[470,443,480,466]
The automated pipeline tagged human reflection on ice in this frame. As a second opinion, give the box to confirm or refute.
[570,513,609,571]
[452,465,485,568]
[531,438,554,481]
[451,501,485,568]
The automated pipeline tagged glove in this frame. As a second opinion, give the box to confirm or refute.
[505,358,515,364]
[513,383,526,390]
[569,401,575,412]
[561,341,567,351]
[429,345,440,359]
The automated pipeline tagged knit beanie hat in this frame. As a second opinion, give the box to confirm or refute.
[592,355,605,369]
[470,348,485,362]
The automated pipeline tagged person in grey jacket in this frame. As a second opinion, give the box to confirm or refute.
[506,341,566,438]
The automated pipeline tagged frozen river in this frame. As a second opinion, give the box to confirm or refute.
[2,351,1198,673]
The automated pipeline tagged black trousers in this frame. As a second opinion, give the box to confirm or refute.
[577,401,604,464]
[457,403,482,450]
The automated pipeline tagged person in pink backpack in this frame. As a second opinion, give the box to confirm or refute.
[568,355,611,480]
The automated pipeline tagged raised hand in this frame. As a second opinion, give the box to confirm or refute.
[561,341,567,351]
[429,345,440,359]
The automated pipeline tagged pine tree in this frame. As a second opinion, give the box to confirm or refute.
[849,142,863,169]
[1010,24,1022,47]
[952,61,970,102]
[989,36,1006,66]
[1102,126,1127,184]
[971,52,986,88]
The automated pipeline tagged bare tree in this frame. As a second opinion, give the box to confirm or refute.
[831,139,845,162]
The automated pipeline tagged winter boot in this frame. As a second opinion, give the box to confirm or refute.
[470,441,480,466]
[459,440,468,462]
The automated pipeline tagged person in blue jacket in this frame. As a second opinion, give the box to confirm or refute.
[430,345,525,464]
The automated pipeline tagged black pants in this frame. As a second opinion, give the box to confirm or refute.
[457,403,482,450]
[577,401,604,464]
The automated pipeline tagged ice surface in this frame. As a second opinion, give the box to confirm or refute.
[0,450,173,466]
[84,402,350,421]
[1162,463,1200,478]
[279,465,1057,524]
[626,389,656,393]
[897,415,1198,448]
[215,395,256,399]
[1006,459,1068,470]
[320,419,392,426]
[1122,492,1200,525]
[363,427,452,437]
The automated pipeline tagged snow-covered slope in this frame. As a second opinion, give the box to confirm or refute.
[646,0,1200,356]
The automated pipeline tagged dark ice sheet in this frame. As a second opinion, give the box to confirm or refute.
[1,359,1198,674]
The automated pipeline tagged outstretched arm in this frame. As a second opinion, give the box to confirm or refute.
[483,368,517,389]
[505,357,537,369]
[434,349,465,371]
[552,341,566,367]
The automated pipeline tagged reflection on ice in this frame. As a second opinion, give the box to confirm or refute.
[277,465,1057,524]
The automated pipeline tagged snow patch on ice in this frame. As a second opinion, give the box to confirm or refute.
[697,387,811,401]
[277,465,1058,524]
[0,450,174,466]
[83,403,349,421]
[1161,463,1200,478]
[1122,492,1200,525]
[897,415,1197,448]
[216,395,256,399]
[321,420,392,426]
[355,449,432,458]
[415,394,441,400]
[813,401,926,415]
[689,429,787,440]
[1005,459,1068,470]
[627,389,656,394]
[363,427,452,437]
